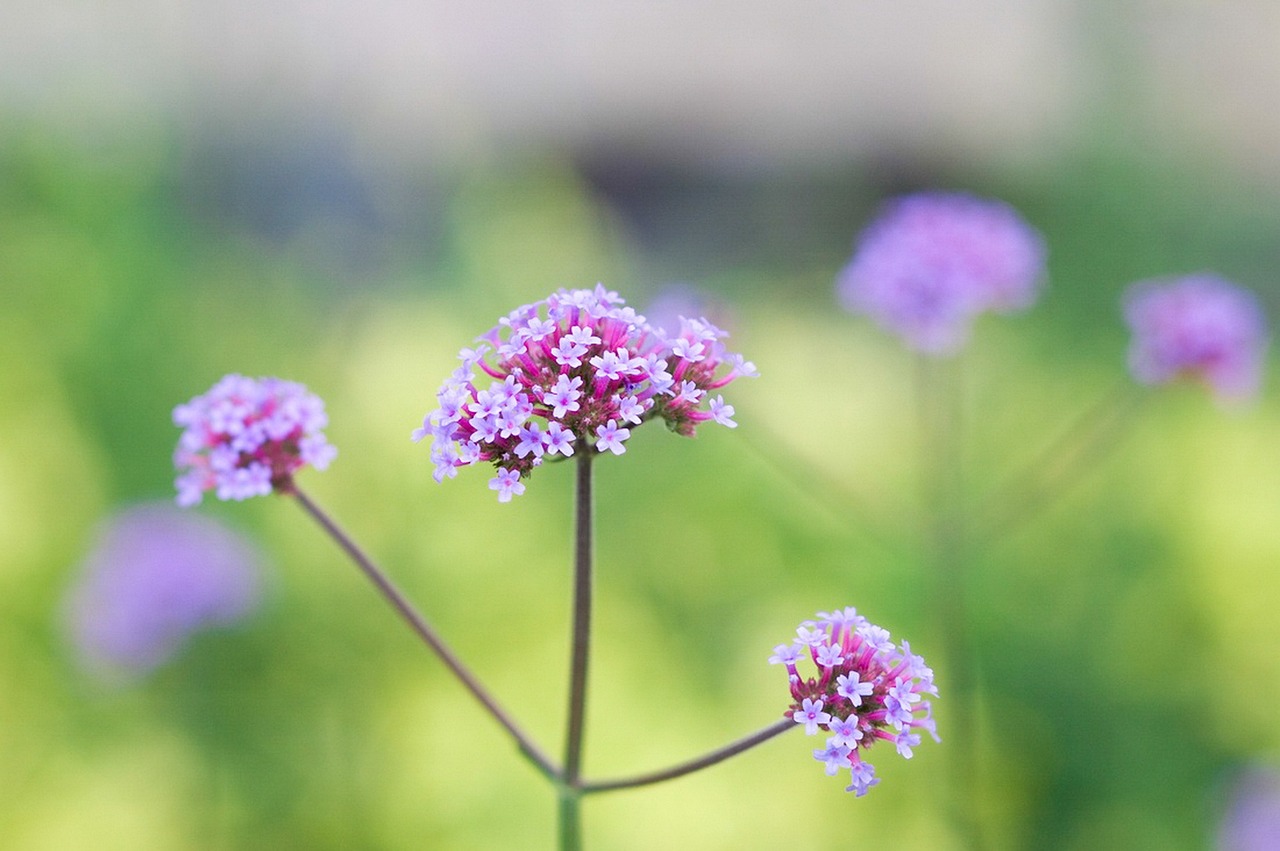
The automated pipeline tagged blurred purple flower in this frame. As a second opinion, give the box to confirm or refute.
[1219,766,1280,851]
[1123,274,1268,403]
[64,504,264,679]
[173,374,337,506]
[643,285,732,339]
[836,192,1046,354]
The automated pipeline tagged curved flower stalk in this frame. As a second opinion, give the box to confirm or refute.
[836,192,1046,355]
[415,284,757,500]
[172,374,337,505]
[1123,273,1268,404]
[771,608,939,796]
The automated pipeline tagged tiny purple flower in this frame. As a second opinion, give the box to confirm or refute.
[489,468,526,502]
[846,760,880,797]
[64,504,263,679]
[173,374,335,506]
[794,698,832,735]
[595,420,630,455]
[1123,274,1268,403]
[815,643,846,668]
[774,606,937,796]
[836,192,1046,355]
[814,743,853,776]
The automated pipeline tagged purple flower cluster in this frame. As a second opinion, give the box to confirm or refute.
[836,192,1046,354]
[64,504,263,678]
[1123,274,1268,403]
[770,608,938,796]
[173,374,337,506]
[415,284,757,501]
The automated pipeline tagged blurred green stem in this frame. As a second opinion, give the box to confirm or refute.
[560,449,595,850]
[917,354,984,848]
[288,484,558,781]
[974,381,1143,545]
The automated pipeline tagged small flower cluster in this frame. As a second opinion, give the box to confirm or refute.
[836,192,1046,354]
[415,284,756,501]
[771,608,938,796]
[1123,274,1268,403]
[65,504,262,678]
[173,374,337,506]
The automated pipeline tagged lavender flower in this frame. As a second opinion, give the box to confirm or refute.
[770,607,938,796]
[836,192,1046,354]
[416,284,756,500]
[1123,274,1268,403]
[173,374,337,506]
[64,504,263,679]
[1219,766,1280,851]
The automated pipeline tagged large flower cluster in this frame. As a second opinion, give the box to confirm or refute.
[770,608,938,796]
[173,374,337,506]
[1123,274,1267,403]
[836,192,1046,354]
[415,284,756,501]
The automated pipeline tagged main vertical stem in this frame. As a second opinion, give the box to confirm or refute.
[560,449,594,850]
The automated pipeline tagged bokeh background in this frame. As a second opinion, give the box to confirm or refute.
[4,1,1280,848]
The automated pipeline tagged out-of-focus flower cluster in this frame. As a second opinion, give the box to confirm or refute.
[1123,274,1268,403]
[173,374,337,506]
[836,192,1046,354]
[64,504,263,679]
[415,284,757,501]
[770,608,939,796]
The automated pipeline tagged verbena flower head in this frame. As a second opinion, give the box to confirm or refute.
[770,607,938,796]
[64,504,263,679]
[416,284,756,501]
[173,374,337,506]
[836,192,1046,354]
[1123,274,1267,403]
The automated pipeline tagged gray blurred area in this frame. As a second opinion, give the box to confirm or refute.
[3,0,1279,180]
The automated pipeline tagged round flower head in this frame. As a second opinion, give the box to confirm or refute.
[63,504,263,680]
[769,607,938,796]
[1123,274,1268,403]
[415,284,756,501]
[836,192,1046,354]
[173,374,337,506]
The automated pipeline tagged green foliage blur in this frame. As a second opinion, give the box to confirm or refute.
[2,123,1279,850]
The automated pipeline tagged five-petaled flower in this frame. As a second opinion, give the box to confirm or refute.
[1123,273,1268,403]
[415,284,757,500]
[836,192,1046,355]
[172,374,337,506]
[771,607,939,796]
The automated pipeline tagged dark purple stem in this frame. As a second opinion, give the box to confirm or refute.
[559,449,594,849]
[288,484,558,781]
[578,719,796,794]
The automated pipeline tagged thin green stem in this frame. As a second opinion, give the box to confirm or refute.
[973,381,1143,545]
[917,354,984,848]
[288,484,558,780]
[579,719,796,794]
[560,449,595,850]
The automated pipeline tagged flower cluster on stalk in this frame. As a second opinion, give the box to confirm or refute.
[836,192,1046,355]
[1123,274,1268,403]
[173,374,337,506]
[415,284,757,501]
[771,608,939,796]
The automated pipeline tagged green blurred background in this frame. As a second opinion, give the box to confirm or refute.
[3,2,1280,849]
